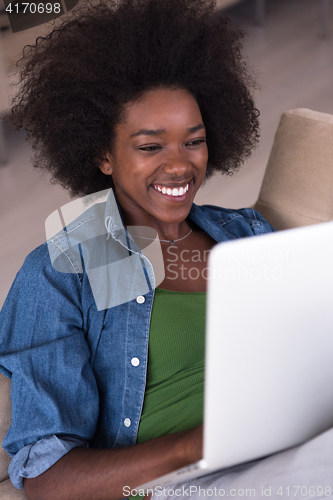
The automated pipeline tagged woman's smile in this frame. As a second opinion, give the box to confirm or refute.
[152,181,190,198]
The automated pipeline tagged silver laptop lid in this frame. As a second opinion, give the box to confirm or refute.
[205,221,333,469]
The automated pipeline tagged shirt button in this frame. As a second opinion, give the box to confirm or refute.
[131,357,140,367]
[124,418,131,428]
[140,254,144,259]
[136,295,145,304]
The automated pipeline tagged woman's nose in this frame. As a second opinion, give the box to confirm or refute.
[162,148,191,176]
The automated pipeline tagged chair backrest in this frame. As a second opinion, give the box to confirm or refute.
[0,373,11,484]
[254,108,333,230]
[0,374,27,499]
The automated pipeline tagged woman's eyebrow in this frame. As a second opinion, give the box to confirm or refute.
[187,124,205,133]
[130,123,205,138]
[130,128,166,138]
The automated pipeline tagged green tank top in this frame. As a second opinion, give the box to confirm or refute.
[137,288,206,441]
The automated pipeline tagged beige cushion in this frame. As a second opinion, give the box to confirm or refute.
[0,479,28,499]
[0,373,11,483]
[0,374,27,498]
[254,108,333,230]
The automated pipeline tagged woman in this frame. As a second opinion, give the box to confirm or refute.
[0,0,278,498]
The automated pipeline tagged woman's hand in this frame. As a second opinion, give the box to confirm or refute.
[24,425,203,500]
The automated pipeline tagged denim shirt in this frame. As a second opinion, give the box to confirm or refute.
[0,189,274,489]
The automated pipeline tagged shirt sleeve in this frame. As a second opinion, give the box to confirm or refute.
[8,435,88,489]
[0,243,100,487]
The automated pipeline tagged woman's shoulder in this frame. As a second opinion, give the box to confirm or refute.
[24,197,109,280]
[189,203,275,237]
[10,242,60,286]
[2,240,83,313]
[20,236,83,279]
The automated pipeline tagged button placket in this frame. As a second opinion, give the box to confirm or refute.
[131,357,140,367]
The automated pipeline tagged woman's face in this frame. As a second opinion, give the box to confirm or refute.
[99,87,208,228]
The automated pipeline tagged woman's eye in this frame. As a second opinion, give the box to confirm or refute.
[187,138,206,147]
[138,145,162,152]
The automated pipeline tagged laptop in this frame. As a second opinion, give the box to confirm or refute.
[137,220,333,492]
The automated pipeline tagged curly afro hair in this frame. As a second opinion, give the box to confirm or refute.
[9,0,260,197]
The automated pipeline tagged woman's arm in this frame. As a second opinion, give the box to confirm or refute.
[24,425,202,500]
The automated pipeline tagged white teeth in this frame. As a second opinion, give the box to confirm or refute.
[154,183,189,197]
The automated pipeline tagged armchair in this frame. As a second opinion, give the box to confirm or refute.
[0,107,332,498]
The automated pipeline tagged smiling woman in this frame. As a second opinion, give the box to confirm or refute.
[94,85,218,294]
[97,87,213,291]
[0,1,277,500]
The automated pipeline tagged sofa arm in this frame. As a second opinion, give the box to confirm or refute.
[0,478,28,499]
[0,373,11,483]
[254,108,333,230]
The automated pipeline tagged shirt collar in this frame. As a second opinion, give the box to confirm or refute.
[103,188,240,246]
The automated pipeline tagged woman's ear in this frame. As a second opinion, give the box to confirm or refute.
[98,152,113,176]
